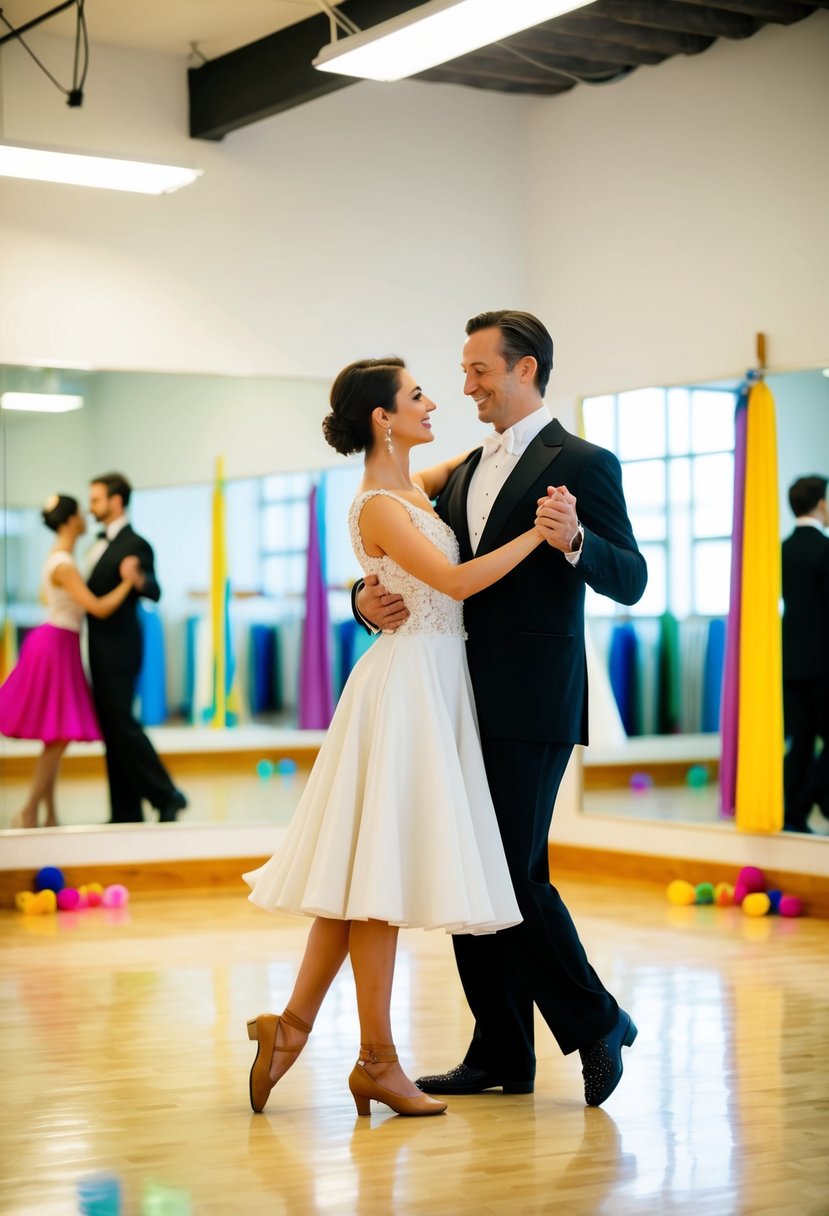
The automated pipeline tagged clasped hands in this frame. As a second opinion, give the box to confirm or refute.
[119,556,146,589]
[356,484,580,632]
[535,484,580,553]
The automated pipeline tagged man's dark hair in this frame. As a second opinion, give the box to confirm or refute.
[788,475,828,518]
[92,472,132,507]
[466,310,554,397]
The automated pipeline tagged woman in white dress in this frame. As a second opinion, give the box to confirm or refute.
[244,358,544,1118]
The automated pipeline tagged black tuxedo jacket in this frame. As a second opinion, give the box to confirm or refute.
[86,524,161,671]
[782,525,829,681]
[435,418,646,745]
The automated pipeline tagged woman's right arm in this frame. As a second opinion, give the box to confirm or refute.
[357,497,542,601]
[52,562,134,619]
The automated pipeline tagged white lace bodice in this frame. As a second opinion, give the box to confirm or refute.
[349,489,466,639]
[43,551,84,633]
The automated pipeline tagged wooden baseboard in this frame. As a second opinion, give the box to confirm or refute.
[2,844,827,918]
[551,843,829,918]
[0,745,320,780]
[583,760,719,789]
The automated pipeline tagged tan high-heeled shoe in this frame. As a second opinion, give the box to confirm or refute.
[348,1045,447,1117]
[246,1007,313,1113]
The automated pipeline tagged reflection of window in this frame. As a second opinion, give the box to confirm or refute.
[260,473,312,597]
[582,386,736,618]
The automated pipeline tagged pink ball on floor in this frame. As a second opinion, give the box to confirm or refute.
[778,895,803,918]
[736,866,765,894]
[57,887,81,911]
[102,884,129,909]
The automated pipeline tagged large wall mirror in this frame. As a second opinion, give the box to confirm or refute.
[0,363,360,834]
[2,362,827,842]
[579,365,829,839]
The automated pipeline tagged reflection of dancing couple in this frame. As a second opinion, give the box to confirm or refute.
[246,311,648,1118]
[0,474,185,827]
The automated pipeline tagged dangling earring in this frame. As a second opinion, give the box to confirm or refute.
[384,426,394,456]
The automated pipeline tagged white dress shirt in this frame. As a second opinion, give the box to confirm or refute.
[85,513,130,576]
[467,405,582,563]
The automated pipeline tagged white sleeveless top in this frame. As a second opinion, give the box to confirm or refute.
[43,551,85,633]
[348,489,466,640]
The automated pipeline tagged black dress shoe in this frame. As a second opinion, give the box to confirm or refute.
[157,789,188,823]
[580,1008,638,1107]
[415,1063,534,1095]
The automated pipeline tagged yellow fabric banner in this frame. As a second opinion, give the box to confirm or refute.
[735,381,784,832]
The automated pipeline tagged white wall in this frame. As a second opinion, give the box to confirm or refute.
[525,12,829,417]
[0,32,531,459]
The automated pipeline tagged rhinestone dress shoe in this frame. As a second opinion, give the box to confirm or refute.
[415,1062,534,1095]
[580,1009,638,1107]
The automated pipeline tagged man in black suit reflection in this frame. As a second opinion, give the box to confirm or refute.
[353,311,647,1106]
[781,474,829,833]
[87,472,186,824]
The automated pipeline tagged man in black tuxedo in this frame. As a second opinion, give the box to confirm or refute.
[781,474,829,833]
[354,311,647,1107]
[87,472,186,824]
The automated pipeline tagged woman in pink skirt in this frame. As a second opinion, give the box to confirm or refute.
[0,494,140,828]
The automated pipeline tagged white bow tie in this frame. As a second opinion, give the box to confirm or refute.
[481,429,516,458]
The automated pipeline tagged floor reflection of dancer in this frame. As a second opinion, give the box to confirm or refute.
[0,495,139,828]
[245,357,548,1119]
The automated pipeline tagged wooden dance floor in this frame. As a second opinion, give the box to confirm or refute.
[2,876,828,1215]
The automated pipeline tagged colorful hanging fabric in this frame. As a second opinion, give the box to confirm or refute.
[298,480,335,730]
[205,455,238,727]
[735,379,784,832]
[719,385,749,816]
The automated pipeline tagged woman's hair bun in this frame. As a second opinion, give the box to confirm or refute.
[42,494,78,532]
[324,357,405,458]
[322,411,358,456]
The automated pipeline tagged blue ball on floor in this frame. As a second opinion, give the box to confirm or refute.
[276,758,298,776]
[34,866,65,893]
[256,759,275,780]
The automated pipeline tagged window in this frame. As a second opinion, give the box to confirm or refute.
[260,472,313,598]
[582,386,736,618]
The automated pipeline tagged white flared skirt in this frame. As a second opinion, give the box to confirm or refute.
[244,634,521,934]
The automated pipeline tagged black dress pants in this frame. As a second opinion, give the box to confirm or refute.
[784,678,829,829]
[453,739,618,1082]
[90,657,177,822]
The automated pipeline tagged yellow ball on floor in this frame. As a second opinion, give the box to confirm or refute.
[667,879,697,906]
[742,892,771,917]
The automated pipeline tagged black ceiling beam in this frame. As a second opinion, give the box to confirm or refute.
[476,44,639,78]
[552,13,716,55]
[419,62,574,95]
[591,0,763,39]
[509,29,666,65]
[189,0,420,141]
[678,0,815,21]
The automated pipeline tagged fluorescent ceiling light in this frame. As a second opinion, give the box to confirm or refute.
[0,143,202,195]
[1,392,84,413]
[313,0,592,82]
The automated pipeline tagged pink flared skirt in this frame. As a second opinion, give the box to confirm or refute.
[0,623,102,743]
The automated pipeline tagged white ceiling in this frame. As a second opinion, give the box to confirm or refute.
[0,0,324,60]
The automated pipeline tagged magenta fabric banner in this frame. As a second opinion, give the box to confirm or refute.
[298,483,335,730]
[718,386,749,816]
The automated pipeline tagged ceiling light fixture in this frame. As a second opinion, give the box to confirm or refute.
[1,392,84,413]
[313,0,592,82]
[0,142,203,195]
